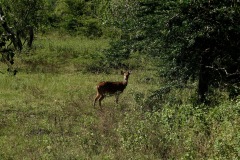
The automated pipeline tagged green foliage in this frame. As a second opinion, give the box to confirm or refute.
[1,0,45,25]
[0,0,47,74]
[45,0,106,37]
[0,0,46,37]
[117,101,240,159]
[106,0,240,102]
[165,1,240,101]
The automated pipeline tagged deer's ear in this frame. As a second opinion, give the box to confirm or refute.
[121,71,124,75]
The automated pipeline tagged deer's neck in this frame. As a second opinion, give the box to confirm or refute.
[123,79,128,86]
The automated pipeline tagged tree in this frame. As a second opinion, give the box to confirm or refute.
[49,0,106,37]
[165,1,240,102]
[107,0,240,103]
[104,0,140,67]
[0,0,45,73]
[1,0,45,48]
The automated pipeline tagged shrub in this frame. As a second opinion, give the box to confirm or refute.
[116,100,240,159]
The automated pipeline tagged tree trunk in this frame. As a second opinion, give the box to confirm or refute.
[198,53,210,103]
[27,26,34,48]
[0,7,22,51]
[198,64,209,103]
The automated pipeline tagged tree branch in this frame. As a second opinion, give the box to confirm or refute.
[0,6,22,50]
[205,65,240,77]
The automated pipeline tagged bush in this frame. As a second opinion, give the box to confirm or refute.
[116,100,240,159]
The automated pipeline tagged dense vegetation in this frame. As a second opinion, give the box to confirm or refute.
[0,0,240,159]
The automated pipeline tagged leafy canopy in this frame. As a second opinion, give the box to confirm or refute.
[106,0,240,102]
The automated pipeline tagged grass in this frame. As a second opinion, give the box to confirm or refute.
[1,33,240,159]
[0,68,159,159]
[18,33,110,73]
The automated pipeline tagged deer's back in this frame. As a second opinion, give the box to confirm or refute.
[97,81,127,94]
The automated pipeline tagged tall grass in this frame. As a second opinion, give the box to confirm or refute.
[18,33,110,73]
[0,33,240,159]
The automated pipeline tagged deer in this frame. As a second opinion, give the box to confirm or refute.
[93,71,131,108]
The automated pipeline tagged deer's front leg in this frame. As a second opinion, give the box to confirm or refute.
[115,93,121,104]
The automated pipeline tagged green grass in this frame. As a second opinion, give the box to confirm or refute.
[0,68,159,159]
[0,33,240,159]
[18,33,110,73]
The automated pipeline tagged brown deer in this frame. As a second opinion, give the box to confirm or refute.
[93,71,131,108]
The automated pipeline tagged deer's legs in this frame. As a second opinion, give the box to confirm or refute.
[98,95,105,108]
[115,94,120,104]
[93,93,101,107]
[115,92,122,104]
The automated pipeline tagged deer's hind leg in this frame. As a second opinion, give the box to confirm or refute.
[98,95,105,108]
[93,93,101,107]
